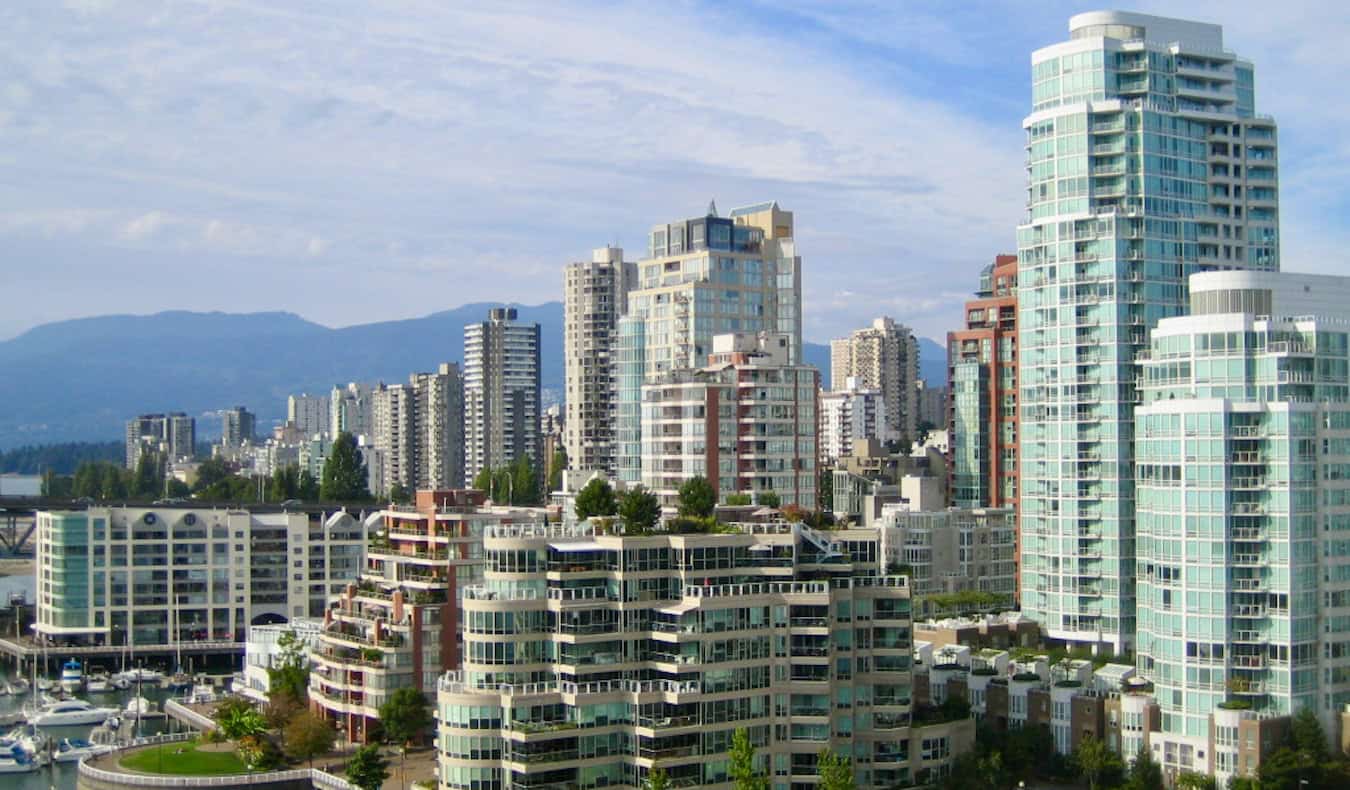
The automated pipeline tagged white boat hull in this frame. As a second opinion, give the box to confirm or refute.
[0,759,38,774]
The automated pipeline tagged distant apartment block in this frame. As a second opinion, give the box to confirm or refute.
[878,507,1017,617]
[220,406,257,449]
[564,246,636,475]
[820,377,892,466]
[947,254,1018,511]
[124,412,196,469]
[411,364,465,491]
[372,383,414,495]
[331,382,377,440]
[35,505,366,649]
[640,332,818,508]
[464,308,541,484]
[831,317,920,445]
[288,393,331,439]
[617,201,803,485]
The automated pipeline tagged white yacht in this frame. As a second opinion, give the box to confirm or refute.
[6,679,28,696]
[85,673,112,694]
[123,696,154,717]
[26,699,118,727]
[59,659,83,694]
[113,668,163,685]
[0,742,40,773]
[53,738,116,763]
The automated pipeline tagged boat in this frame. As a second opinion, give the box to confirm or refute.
[53,738,116,763]
[113,668,164,684]
[4,725,46,757]
[25,699,118,727]
[166,672,192,691]
[111,675,131,691]
[86,673,112,694]
[59,659,84,694]
[0,743,39,774]
[6,679,28,696]
[123,696,153,717]
[35,678,52,693]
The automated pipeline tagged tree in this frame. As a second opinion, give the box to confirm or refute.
[510,455,540,505]
[1291,706,1330,763]
[132,450,163,499]
[1074,735,1123,790]
[548,448,567,493]
[193,456,231,492]
[618,487,662,534]
[725,493,752,506]
[677,476,716,519]
[214,698,267,739]
[575,478,618,520]
[263,688,305,730]
[1174,771,1216,790]
[283,708,336,768]
[755,490,780,508]
[346,743,390,790]
[165,478,191,497]
[388,483,412,504]
[472,467,494,495]
[1124,745,1163,790]
[817,748,854,790]
[379,687,434,787]
[269,465,299,502]
[644,766,671,790]
[818,467,834,511]
[321,432,371,501]
[729,727,768,790]
[298,468,319,501]
[99,463,128,500]
[267,629,309,702]
[41,470,73,498]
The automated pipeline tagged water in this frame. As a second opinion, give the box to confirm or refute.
[0,674,182,790]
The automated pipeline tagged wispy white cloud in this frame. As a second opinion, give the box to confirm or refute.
[0,1,1345,347]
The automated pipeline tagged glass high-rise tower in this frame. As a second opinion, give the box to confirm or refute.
[1017,11,1279,651]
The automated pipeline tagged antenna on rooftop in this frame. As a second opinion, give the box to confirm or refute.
[707,199,718,217]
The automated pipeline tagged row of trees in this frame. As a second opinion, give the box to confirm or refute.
[574,475,840,535]
[472,454,543,506]
[0,440,123,474]
[43,452,189,500]
[646,727,853,790]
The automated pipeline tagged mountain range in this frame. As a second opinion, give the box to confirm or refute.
[0,305,945,448]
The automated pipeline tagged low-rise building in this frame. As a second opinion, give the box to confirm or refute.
[240,617,324,703]
[877,508,1017,617]
[436,519,973,790]
[35,505,367,649]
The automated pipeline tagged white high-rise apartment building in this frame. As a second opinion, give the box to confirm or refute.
[820,377,892,466]
[372,383,414,495]
[411,363,465,491]
[330,382,377,440]
[125,412,196,468]
[288,393,331,439]
[1018,11,1279,651]
[616,201,803,484]
[831,318,920,445]
[464,308,542,484]
[1134,271,1350,774]
[563,246,636,475]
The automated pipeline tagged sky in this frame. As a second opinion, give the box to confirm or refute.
[3,1,1349,345]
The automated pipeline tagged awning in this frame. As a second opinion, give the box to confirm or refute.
[548,541,606,552]
[656,601,698,615]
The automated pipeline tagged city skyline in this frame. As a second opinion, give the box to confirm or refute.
[4,2,1348,345]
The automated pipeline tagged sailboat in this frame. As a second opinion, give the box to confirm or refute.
[167,593,192,691]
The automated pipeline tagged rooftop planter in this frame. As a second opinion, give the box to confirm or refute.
[1012,672,1041,683]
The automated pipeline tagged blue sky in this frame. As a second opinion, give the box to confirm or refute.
[3,1,1348,344]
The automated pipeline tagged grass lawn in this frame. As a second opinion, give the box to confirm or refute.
[120,741,249,775]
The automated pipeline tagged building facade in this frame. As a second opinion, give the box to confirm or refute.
[831,318,920,446]
[878,508,1018,617]
[564,246,636,476]
[947,255,1019,511]
[820,379,891,466]
[288,394,331,440]
[35,505,366,649]
[310,490,535,742]
[1017,11,1279,650]
[1134,270,1350,758]
[411,363,465,491]
[437,520,970,790]
[464,308,542,485]
[616,201,803,484]
[125,412,196,469]
[640,333,818,508]
[331,382,377,441]
[221,406,257,449]
[372,383,415,496]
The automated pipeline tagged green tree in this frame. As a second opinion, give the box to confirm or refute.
[511,455,540,505]
[214,699,267,739]
[1291,706,1330,762]
[165,478,191,497]
[41,470,73,498]
[729,727,768,790]
[548,447,567,493]
[132,450,163,498]
[388,483,412,504]
[99,463,129,500]
[818,467,834,511]
[472,467,494,495]
[298,468,319,501]
[754,490,781,508]
[1074,735,1123,790]
[321,432,371,501]
[193,456,231,492]
[677,476,717,519]
[644,766,671,790]
[618,487,662,534]
[283,708,336,768]
[942,750,1005,790]
[346,744,390,790]
[575,478,618,520]
[725,493,752,506]
[1174,771,1216,790]
[269,465,299,502]
[1124,745,1164,790]
[817,748,854,790]
[379,687,433,787]
[266,629,309,701]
